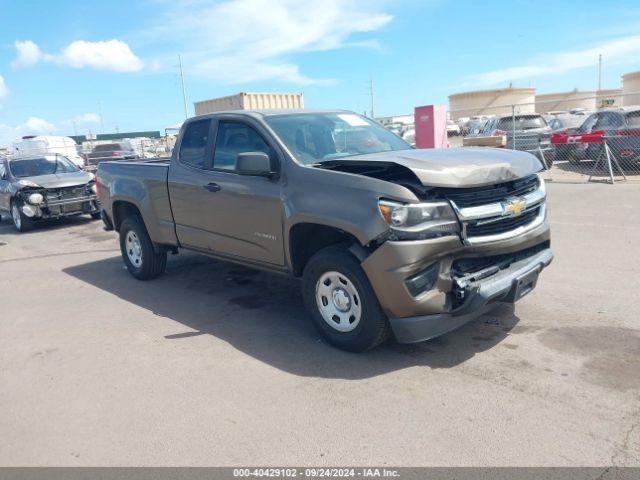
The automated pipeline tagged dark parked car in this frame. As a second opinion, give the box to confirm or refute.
[560,108,640,164]
[481,114,553,165]
[0,155,100,232]
[86,142,139,167]
[548,113,593,163]
[548,113,592,132]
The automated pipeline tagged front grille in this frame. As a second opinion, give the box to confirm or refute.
[45,185,88,202]
[431,174,538,208]
[466,207,540,237]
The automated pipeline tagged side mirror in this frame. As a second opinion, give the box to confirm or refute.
[236,152,274,177]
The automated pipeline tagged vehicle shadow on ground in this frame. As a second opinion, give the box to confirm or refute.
[0,215,96,235]
[64,252,521,379]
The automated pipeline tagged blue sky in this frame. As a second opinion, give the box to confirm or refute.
[1,0,640,145]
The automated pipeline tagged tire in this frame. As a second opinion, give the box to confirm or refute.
[302,245,390,352]
[119,215,167,280]
[90,211,102,220]
[10,199,33,232]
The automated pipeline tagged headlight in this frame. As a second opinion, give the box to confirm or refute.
[90,183,98,194]
[27,193,44,205]
[378,200,460,240]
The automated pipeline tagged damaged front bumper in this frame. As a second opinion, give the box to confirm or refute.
[361,221,552,344]
[389,248,552,343]
[19,193,100,220]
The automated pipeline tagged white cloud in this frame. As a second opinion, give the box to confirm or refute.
[145,0,393,85]
[72,113,101,124]
[470,34,640,86]
[24,117,55,132]
[56,40,144,72]
[0,75,8,101]
[11,40,43,69]
[0,113,100,148]
[10,39,144,72]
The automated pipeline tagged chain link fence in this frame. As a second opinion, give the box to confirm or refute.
[450,92,640,184]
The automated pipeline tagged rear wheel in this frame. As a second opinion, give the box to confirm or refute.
[302,246,390,352]
[10,199,33,232]
[119,215,167,280]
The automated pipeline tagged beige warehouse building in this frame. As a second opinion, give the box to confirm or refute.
[449,87,535,120]
[194,92,304,116]
[622,71,640,106]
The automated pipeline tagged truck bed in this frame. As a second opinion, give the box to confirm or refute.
[97,158,177,246]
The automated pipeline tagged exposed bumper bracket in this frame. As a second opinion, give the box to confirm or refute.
[388,248,553,343]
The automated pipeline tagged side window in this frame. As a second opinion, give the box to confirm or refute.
[212,122,272,171]
[483,119,493,135]
[0,162,6,179]
[179,119,211,169]
[580,114,597,133]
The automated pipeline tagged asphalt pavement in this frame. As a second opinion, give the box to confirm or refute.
[0,182,638,466]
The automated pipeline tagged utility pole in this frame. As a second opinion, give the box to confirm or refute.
[178,54,189,120]
[369,74,375,119]
[598,54,602,91]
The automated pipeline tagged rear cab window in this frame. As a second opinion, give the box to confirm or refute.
[179,119,212,169]
[497,115,547,131]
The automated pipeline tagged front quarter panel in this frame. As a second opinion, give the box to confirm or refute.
[283,163,418,251]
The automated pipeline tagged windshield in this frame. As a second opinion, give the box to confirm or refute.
[264,113,411,164]
[9,156,80,178]
[497,115,547,131]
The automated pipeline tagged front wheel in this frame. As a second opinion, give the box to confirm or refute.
[119,215,167,280]
[11,200,33,232]
[90,211,102,220]
[302,246,390,352]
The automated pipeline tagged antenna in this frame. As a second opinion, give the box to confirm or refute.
[369,74,375,119]
[178,55,189,120]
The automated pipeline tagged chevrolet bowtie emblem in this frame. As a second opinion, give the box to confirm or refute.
[503,198,526,217]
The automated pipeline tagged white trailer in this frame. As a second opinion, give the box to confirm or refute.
[12,135,84,167]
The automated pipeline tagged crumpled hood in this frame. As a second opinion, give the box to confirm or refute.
[328,147,543,188]
[17,171,94,189]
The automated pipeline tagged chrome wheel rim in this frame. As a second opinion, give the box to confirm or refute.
[315,271,362,332]
[11,204,21,230]
[125,231,143,268]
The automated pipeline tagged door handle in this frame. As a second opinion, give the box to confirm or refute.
[204,183,221,192]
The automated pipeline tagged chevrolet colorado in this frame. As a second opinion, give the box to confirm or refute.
[97,110,553,352]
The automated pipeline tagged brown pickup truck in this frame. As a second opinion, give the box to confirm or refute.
[97,110,553,352]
